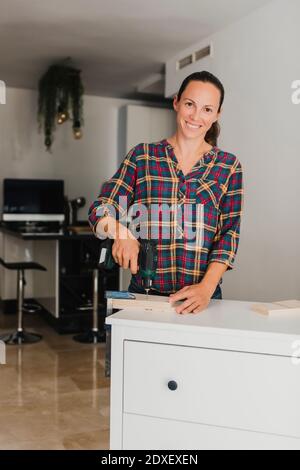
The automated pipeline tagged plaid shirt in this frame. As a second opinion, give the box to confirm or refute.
[89,139,243,293]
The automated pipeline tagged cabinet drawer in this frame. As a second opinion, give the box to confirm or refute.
[123,413,300,450]
[123,340,300,438]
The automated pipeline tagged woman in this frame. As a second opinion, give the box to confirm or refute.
[89,71,243,314]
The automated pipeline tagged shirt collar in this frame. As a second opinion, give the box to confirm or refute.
[160,138,219,167]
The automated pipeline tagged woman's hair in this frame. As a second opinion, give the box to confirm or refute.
[177,71,224,146]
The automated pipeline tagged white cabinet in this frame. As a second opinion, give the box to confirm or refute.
[106,299,300,450]
[124,340,300,438]
[122,414,300,451]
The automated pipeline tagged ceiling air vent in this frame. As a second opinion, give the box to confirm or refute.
[178,54,193,70]
[195,45,211,61]
[176,44,212,70]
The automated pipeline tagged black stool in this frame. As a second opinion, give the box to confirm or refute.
[0,258,47,345]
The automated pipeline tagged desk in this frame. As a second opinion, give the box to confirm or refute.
[0,224,119,333]
[107,300,300,450]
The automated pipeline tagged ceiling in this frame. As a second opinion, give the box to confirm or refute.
[0,0,272,100]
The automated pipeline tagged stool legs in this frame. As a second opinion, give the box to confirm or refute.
[92,267,99,334]
[0,270,42,345]
[21,271,41,313]
[17,269,23,333]
[73,268,105,344]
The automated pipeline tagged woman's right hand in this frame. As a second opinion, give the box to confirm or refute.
[112,229,140,274]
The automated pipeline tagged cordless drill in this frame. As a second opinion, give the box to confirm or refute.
[99,238,157,297]
[138,239,158,298]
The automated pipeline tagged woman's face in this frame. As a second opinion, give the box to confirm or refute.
[173,80,221,142]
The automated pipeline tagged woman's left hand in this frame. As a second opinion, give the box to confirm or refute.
[169,283,216,314]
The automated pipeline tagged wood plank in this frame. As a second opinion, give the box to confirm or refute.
[251,299,300,315]
[112,293,182,311]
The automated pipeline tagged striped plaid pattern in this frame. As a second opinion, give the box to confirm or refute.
[89,139,243,293]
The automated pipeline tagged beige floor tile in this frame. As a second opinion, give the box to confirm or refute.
[0,312,111,450]
[63,429,109,450]
[70,372,110,391]
[2,438,65,450]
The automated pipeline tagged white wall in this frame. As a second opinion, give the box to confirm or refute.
[0,87,55,201]
[0,87,165,220]
[166,0,300,302]
[0,87,54,299]
[50,94,150,221]
[2,0,299,303]
[0,87,169,299]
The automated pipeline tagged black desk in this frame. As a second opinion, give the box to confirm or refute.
[0,224,119,333]
[0,225,94,240]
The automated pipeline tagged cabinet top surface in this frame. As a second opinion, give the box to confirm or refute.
[106,299,300,340]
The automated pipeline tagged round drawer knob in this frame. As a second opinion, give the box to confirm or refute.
[167,380,178,391]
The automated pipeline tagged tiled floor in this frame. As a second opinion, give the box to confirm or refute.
[0,311,110,450]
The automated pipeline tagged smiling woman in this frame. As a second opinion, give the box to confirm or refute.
[89,70,243,314]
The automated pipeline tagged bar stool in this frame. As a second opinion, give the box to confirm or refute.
[0,258,47,345]
[73,238,118,344]
[73,265,106,344]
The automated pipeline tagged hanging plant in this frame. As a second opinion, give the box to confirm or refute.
[38,60,84,151]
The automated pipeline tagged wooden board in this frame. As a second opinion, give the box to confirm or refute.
[111,293,182,312]
[275,300,300,309]
[251,299,300,316]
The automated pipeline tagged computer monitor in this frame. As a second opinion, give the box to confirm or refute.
[2,178,65,222]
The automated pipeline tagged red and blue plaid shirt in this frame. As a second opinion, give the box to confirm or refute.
[89,139,243,293]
